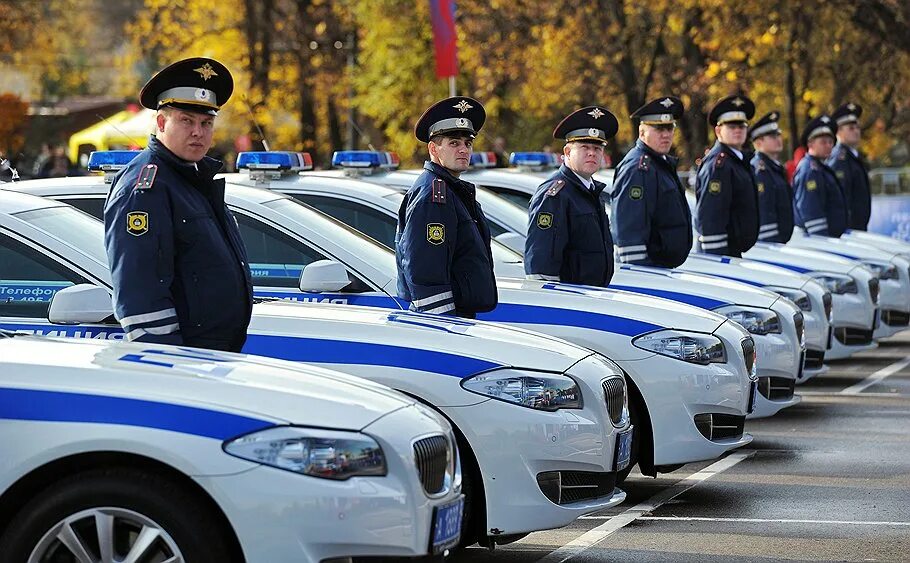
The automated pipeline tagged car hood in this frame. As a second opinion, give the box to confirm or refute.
[247,300,593,375]
[681,254,816,290]
[744,242,858,275]
[0,335,417,432]
[611,265,779,309]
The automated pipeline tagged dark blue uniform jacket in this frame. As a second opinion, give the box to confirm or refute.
[396,161,497,318]
[525,164,614,286]
[611,140,692,268]
[793,154,848,238]
[694,141,760,257]
[104,136,253,351]
[751,151,795,243]
[827,143,871,231]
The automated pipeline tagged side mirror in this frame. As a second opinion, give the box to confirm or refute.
[494,232,526,254]
[299,260,351,292]
[48,284,115,324]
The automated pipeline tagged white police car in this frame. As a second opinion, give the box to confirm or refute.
[0,188,631,547]
[0,331,464,561]
[230,154,804,415]
[5,160,756,487]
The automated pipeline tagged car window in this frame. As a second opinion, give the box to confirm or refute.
[0,234,89,318]
[12,206,108,266]
[64,197,105,220]
[483,186,531,208]
[292,194,399,249]
[234,213,370,292]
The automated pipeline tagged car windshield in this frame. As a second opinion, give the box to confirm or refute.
[261,198,397,272]
[13,206,108,265]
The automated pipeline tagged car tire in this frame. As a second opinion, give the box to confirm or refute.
[0,466,239,563]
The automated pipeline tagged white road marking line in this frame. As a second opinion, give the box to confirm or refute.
[536,450,753,563]
[840,356,910,395]
[799,391,910,398]
[636,516,910,526]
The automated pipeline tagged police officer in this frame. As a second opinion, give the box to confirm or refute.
[749,111,795,243]
[396,97,497,318]
[828,102,871,230]
[792,115,848,237]
[611,96,691,267]
[104,57,253,351]
[694,95,760,257]
[525,106,618,285]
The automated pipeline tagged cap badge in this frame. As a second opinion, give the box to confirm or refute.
[847,103,856,111]
[455,118,469,128]
[588,128,600,137]
[821,116,831,123]
[194,88,210,101]
[661,114,671,122]
[770,112,778,120]
[659,98,674,108]
[453,100,473,113]
[194,63,218,81]
[731,97,745,107]
[588,107,605,119]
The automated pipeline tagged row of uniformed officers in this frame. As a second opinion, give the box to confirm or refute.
[397,94,872,318]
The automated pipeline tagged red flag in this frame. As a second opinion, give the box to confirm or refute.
[430,0,458,78]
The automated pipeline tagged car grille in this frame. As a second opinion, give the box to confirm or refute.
[602,376,626,426]
[413,435,449,495]
[694,413,746,441]
[834,327,874,346]
[793,312,804,346]
[536,470,618,505]
[882,310,910,327]
[804,349,825,369]
[869,278,879,305]
[757,376,795,400]
[741,337,756,378]
[822,292,833,321]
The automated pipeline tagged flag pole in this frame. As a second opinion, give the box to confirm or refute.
[449,76,456,97]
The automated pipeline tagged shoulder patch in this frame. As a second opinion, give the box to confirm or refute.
[629,185,644,200]
[431,178,447,204]
[546,179,565,197]
[715,152,726,168]
[536,211,553,229]
[126,211,149,236]
[836,170,845,179]
[809,160,818,171]
[757,182,765,194]
[757,159,765,171]
[709,180,722,195]
[806,179,817,191]
[427,223,445,244]
[838,152,847,161]
[638,154,650,171]
[135,164,158,190]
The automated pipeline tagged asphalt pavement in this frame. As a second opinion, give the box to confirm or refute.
[453,332,910,562]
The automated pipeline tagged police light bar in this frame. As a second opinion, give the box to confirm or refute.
[509,152,559,168]
[469,152,497,168]
[331,151,400,170]
[87,151,142,172]
[237,151,313,172]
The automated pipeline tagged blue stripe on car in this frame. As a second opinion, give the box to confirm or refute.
[0,387,273,439]
[479,304,661,336]
[741,258,813,274]
[610,285,730,310]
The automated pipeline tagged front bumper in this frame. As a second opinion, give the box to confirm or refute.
[747,375,802,419]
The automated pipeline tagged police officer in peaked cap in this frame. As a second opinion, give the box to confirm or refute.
[793,115,849,237]
[525,106,618,286]
[396,96,497,318]
[828,102,871,230]
[749,111,795,243]
[611,96,692,268]
[694,95,760,257]
[104,57,254,351]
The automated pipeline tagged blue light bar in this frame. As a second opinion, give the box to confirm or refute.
[509,152,559,168]
[236,151,312,171]
[86,150,141,172]
[469,152,497,168]
[332,151,400,169]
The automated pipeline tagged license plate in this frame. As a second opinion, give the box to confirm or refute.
[431,495,464,554]
[613,426,634,471]
[748,380,758,413]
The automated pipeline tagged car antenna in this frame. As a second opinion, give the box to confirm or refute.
[349,117,376,152]
[241,95,271,151]
[95,113,144,148]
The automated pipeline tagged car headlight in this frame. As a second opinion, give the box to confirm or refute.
[632,329,726,364]
[812,273,858,294]
[224,426,387,479]
[713,306,782,335]
[461,370,582,411]
[863,261,898,280]
[765,286,811,311]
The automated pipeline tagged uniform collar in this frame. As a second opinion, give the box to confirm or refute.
[635,139,678,168]
[558,164,605,196]
[148,135,223,179]
[570,168,594,190]
[424,161,476,193]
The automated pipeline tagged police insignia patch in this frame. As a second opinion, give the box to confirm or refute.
[836,170,845,179]
[807,180,817,191]
[427,223,445,245]
[629,186,643,200]
[126,211,148,236]
[135,164,157,190]
[709,180,722,195]
[537,212,553,229]
[757,182,765,194]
